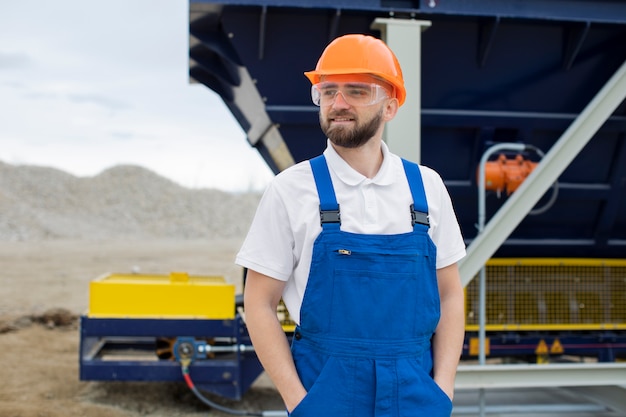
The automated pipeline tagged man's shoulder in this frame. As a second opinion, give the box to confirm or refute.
[417,164,443,181]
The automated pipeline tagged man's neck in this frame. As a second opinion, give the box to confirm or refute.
[331,137,384,179]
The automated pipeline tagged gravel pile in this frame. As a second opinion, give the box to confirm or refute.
[0,161,263,241]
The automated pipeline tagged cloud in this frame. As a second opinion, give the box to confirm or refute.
[22,91,61,100]
[0,0,275,193]
[67,93,131,111]
[0,51,33,70]
[109,131,135,141]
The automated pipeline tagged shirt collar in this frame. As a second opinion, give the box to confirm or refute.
[322,139,395,186]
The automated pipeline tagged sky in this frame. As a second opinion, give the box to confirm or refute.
[0,0,275,192]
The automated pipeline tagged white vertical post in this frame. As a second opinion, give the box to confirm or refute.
[371,18,431,164]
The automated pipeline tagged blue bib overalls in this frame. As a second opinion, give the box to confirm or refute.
[289,155,453,417]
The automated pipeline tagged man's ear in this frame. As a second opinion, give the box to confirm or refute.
[383,98,399,121]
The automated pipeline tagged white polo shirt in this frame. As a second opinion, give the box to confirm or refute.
[236,140,466,324]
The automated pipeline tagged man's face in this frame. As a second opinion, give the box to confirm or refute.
[317,74,391,149]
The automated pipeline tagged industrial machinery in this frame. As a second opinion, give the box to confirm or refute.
[79,261,626,396]
[463,258,626,363]
[183,0,626,369]
[79,272,264,401]
[80,0,626,412]
[187,0,626,259]
[79,271,296,414]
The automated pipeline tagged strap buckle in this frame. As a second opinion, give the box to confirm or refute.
[410,204,430,227]
[320,205,341,225]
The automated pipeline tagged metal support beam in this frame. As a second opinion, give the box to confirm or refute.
[478,16,500,67]
[453,402,608,415]
[459,57,626,286]
[565,386,626,415]
[372,18,431,163]
[455,363,626,389]
[563,21,590,70]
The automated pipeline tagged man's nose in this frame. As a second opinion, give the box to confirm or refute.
[331,90,351,108]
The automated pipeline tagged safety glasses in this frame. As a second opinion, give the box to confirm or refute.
[311,82,389,107]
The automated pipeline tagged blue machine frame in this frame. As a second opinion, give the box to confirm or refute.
[79,315,263,400]
[188,0,626,259]
[462,332,626,363]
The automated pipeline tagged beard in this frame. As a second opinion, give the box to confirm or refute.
[320,108,383,149]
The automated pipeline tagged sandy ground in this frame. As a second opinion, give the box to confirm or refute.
[0,239,284,417]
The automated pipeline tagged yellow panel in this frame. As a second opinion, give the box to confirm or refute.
[486,258,626,267]
[465,258,626,331]
[88,272,235,319]
[469,337,490,356]
[465,323,626,331]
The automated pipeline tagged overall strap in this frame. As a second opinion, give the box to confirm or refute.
[310,155,341,229]
[401,159,430,229]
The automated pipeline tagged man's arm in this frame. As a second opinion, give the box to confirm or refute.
[432,262,465,400]
[243,269,307,412]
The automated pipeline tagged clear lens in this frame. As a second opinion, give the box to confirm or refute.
[311,82,389,107]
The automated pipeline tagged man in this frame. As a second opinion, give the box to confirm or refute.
[237,34,466,416]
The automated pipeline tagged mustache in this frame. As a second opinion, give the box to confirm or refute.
[327,110,355,118]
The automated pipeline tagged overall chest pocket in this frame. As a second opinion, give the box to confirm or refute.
[327,246,440,339]
[301,239,440,337]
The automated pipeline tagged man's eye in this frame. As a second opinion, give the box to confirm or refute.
[347,88,368,97]
[321,89,337,97]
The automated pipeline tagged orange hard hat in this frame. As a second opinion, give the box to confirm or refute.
[304,34,406,106]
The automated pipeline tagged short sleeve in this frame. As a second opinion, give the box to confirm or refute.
[235,181,296,281]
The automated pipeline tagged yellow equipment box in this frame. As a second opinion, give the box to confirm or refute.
[88,271,235,319]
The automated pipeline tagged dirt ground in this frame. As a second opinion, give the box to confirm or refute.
[0,239,285,417]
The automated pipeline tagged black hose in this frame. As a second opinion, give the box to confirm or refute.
[182,365,263,416]
[524,144,559,216]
